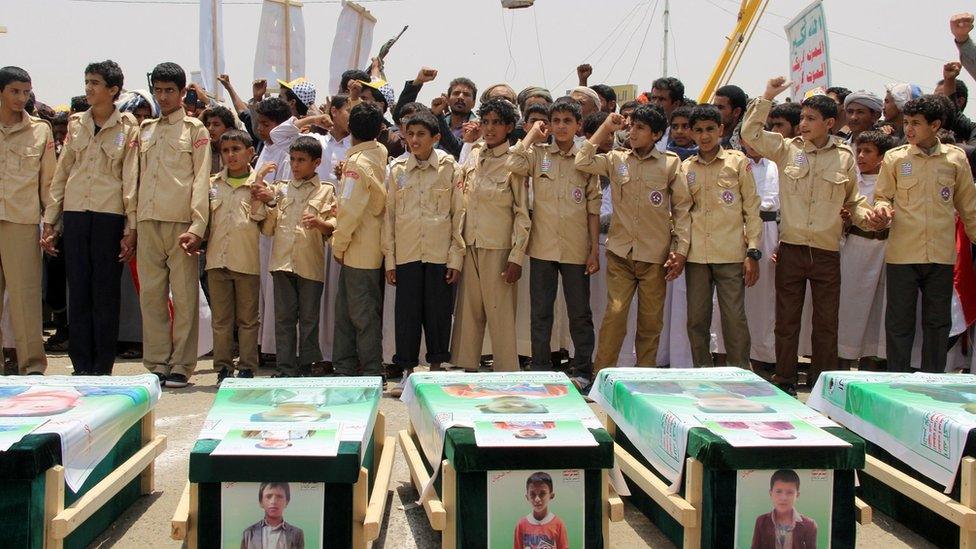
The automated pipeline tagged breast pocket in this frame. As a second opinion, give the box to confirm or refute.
[935,173,955,208]
[430,187,451,215]
[166,138,193,174]
[716,171,739,208]
[782,163,810,194]
[818,172,847,205]
[488,175,512,205]
[13,144,42,175]
[643,176,668,209]
[895,177,919,207]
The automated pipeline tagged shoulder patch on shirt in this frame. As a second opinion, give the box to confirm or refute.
[396,174,406,189]
[46,140,55,151]
[540,153,552,174]
[344,170,360,180]
[687,171,696,184]
[114,131,126,148]
[208,186,218,200]
[193,137,209,149]
[794,152,807,166]
[941,186,952,202]
[900,162,912,176]
[648,190,664,207]
[721,189,735,205]
[572,187,584,204]
[616,162,630,177]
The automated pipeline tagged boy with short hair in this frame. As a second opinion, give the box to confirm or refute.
[383,111,463,392]
[741,77,872,394]
[667,105,698,160]
[206,130,266,381]
[682,105,762,368]
[332,103,389,377]
[751,470,817,548]
[42,60,138,376]
[254,136,336,377]
[452,98,531,372]
[0,66,55,375]
[201,105,236,174]
[873,95,976,372]
[576,105,692,370]
[768,102,801,138]
[136,62,211,388]
[837,131,895,370]
[513,472,569,549]
[508,100,601,385]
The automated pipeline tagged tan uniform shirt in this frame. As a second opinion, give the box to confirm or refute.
[458,142,531,265]
[508,140,601,264]
[262,175,336,283]
[0,111,56,225]
[205,169,268,275]
[382,149,465,271]
[45,109,139,230]
[575,140,691,263]
[742,98,870,251]
[682,147,762,264]
[875,142,976,264]
[332,141,388,270]
[136,107,212,237]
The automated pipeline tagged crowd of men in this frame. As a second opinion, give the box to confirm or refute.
[2,12,976,396]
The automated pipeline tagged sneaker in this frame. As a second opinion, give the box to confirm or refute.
[217,367,232,383]
[165,373,190,388]
[152,372,166,386]
[237,369,254,379]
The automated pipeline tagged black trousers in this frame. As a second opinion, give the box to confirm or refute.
[272,271,324,375]
[63,211,125,374]
[393,261,454,369]
[529,258,594,373]
[885,263,954,373]
[333,265,385,376]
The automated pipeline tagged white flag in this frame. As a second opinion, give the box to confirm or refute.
[254,0,306,87]
[199,0,225,100]
[328,1,375,94]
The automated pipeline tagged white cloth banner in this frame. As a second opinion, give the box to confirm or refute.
[328,1,375,94]
[199,0,225,99]
[254,0,306,86]
[785,0,831,101]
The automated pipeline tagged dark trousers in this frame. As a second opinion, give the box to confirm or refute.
[885,263,954,373]
[62,211,125,374]
[333,265,384,376]
[272,271,324,376]
[775,243,840,385]
[529,258,594,373]
[45,252,67,312]
[393,261,454,369]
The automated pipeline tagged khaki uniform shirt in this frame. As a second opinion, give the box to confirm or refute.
[574,141,691,264]
[382,149,465,271]
[682,148,762,264]
[458,142,531,265]
[875,142,976,264]
[508,140,602,264]
[46,109,139,231]
[205,169,268,275]
[262,175,336,283]
[742,98,870,251]
[0,111,56,225]
[136,108,212,237]
[333,141,388,270]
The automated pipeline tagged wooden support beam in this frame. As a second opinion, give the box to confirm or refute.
[140,411,156,495]
[43,466,65,549]
[397,430,445,531]
[682,458,703,549]
[854,497,872,525]
[864,455,976,531]
[363,435,396,543]
[49,435,166,540]
[961,457,976,548]
[613,444,698,527]
[352,467,368,548]
[441,460,456,549]
[170,482,191,540]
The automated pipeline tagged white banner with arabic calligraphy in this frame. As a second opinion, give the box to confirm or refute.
[785,0,831,101]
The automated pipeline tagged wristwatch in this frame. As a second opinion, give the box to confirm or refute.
[746,248,762,260]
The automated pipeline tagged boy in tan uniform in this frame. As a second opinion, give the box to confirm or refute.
[136,62,211,388]
[507,100,601,384]
[254,136,336,377]
[682,105,762,368]
[741,77,873,394]
[41,60,138,376]
[206,130,267,381]
[0,66,55,375]
[383,110,464,393]
[451,98,531,372]
[575,105,691,370]
[873,95,976,372]
[332,103,388,377]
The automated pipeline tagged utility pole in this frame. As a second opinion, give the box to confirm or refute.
[662,0,670,77]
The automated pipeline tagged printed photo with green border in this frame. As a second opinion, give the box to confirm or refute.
[734,469,833,549]
[211,422,339,457]
[488,469,584,549]
[221,481,324,549]
[474,419,597,448]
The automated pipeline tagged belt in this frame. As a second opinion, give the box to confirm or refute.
[760,210,778,222]
[848,226,889,240]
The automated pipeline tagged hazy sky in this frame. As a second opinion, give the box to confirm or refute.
[2,0,973,110]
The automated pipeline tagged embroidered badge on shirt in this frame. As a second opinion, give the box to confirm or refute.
[192,137,209,149]
[616,162,629,178]
[941,186,952,202]
[900,162,912,176]
[649,190,664,206]
[396,174,406,189]
[140,128,153,142]
[795,153,807,166]
[687,171,696,184]
[541,153,552,174]
[46,140,54,151]
[208,187,217,200]
[114,131,125,148]
[572,187,584,204]
[344,170,360,180]
[721,190,735,204]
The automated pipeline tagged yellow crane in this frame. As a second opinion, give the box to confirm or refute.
[698,0,769,104]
